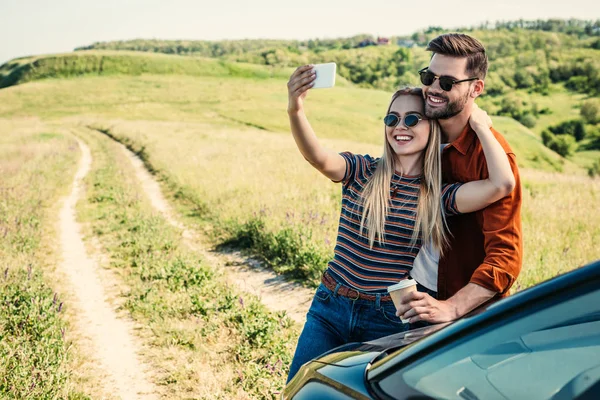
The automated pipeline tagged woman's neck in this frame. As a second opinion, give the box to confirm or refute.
[395,154,423,176]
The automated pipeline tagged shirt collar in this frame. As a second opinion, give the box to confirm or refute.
[445,124,476,156]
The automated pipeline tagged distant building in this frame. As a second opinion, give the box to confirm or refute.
[356,37,391,48]
[356,39,376,48]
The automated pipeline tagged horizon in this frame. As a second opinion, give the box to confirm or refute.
[1,0,599,65]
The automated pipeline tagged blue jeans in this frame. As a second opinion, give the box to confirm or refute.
[286,281,437,382]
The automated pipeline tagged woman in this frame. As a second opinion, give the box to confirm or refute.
[286,65,515,382]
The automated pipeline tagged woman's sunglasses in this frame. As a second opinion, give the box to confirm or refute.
[418,68,478,92]
[383,113,424,128]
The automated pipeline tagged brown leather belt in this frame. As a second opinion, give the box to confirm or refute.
[322,271,393,302]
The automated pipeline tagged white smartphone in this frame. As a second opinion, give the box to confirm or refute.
[312,62,336,89]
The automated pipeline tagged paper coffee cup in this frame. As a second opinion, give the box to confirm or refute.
[387,279,417,323]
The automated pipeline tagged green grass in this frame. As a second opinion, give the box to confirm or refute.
[0,121,85,399]
[573,149,600,170]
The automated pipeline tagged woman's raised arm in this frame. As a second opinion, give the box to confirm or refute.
[287,65,346,182]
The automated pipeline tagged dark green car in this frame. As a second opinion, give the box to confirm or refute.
[283,260,600,400]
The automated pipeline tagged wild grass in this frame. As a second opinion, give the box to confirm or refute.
[0,73,596,290]
[76,127,298,399]
[89,117,600,292]
[518,170,600,289]
[0,120,86,399]
[0,74,579,173]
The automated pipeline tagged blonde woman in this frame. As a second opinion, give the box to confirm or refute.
[286,65,515,382]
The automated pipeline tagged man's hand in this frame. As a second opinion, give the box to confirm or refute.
[395,283,498,324]
[395,291,459,324]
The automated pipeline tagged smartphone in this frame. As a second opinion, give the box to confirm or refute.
[312,62,336,89]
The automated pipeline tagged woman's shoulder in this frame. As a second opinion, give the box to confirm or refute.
[340,152,379,167]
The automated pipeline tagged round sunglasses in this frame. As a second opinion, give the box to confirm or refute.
[383,113,424,128]
[418,68,478,91]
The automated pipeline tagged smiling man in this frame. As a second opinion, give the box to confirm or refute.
[398,33,523,324]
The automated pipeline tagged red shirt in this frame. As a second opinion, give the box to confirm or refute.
[438,124,523,300]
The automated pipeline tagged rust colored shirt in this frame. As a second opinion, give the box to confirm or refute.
[438,124,523,300]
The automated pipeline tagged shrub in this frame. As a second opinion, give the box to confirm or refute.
[550,135,576,157]
[581,100,600,124]
[588,159,600,178]
[541,130,576,157]
[519,114,537,128]
[548,119,586,141]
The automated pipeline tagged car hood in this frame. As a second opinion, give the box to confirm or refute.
[313,322,452,368]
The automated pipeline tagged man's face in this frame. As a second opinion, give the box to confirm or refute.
[422,54,475,120]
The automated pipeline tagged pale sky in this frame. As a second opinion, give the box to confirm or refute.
[1,0,599,65]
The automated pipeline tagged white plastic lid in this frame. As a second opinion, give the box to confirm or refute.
[387,278,417,292]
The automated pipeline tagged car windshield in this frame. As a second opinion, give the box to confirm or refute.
[375,285,600,400]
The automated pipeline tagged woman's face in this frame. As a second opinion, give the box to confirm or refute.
[385,95,430,161]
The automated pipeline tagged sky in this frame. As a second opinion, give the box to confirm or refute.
[1,0,599,65]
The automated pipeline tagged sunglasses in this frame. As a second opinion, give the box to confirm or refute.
[383,113,424,128]
[418,68,478,91]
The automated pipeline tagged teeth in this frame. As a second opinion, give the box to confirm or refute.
[429,96,445,103]
[395,135,412,141]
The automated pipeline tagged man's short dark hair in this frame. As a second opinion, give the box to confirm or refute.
[427,33,488,80]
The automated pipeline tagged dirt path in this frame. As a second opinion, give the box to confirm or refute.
[119,142,314,324]
[59,138,158,399]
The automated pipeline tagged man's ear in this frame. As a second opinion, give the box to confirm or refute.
[470,79,485,98]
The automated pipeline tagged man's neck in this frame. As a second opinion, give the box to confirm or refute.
[438,106,472,143]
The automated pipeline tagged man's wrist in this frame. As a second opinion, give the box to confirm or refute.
[446,283,497,319]
[444,298,462,320]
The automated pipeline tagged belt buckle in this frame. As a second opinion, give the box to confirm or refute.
[347,288,360,301]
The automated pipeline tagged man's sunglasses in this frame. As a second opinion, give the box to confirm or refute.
[418,68,478,91]
[383,113,424,129]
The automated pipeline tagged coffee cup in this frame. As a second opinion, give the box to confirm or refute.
[387,279,417,323]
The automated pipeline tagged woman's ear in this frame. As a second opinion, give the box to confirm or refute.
[470,80,485,98]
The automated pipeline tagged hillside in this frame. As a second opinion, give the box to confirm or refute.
[69,20,600,170]
[1,19,598,171]
[0,50,349,89]
[0,63,579,173]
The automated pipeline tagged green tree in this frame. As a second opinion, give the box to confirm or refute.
[550,135,576,157]
[580,100,600,124]
[541,130,576,156]
[549,119,586,141]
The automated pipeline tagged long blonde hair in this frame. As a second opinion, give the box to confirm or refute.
[359,87,449,254]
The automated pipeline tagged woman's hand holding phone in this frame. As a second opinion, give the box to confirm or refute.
[287,65,316,114]
[287,63,336,114]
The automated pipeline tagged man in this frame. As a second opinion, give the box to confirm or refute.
[397,33,523,324]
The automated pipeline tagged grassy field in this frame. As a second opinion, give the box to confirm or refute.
[0,67,597,287]
[0,120,86,398]
[0,53,598,398]
[74,126,297,398]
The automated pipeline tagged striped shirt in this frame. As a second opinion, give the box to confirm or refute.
[326,152,462,293]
